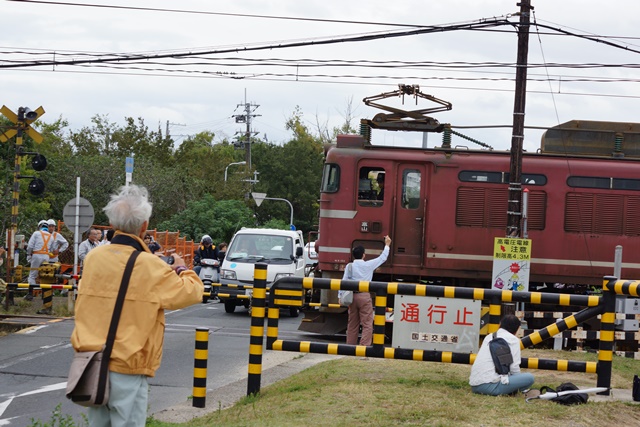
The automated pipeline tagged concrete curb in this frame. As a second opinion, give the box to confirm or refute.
[589,388,639,403]
[152,353,342,423]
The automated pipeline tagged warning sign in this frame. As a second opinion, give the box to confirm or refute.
[491,237,532,292]
[392,295,481,353]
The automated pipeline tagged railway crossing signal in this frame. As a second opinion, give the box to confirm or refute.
[0,105,46,285]
[0,106,44,143]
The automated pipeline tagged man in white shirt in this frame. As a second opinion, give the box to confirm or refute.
[78,228,100,264]
[25,220,53,301]
[469,314,534,395]
[342,235,391,346]
[47,219,69,262]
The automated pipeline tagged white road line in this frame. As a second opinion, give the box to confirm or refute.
[0,343,72,370]
[0,382,67,420]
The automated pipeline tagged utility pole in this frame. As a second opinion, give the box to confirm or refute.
[166,120,186,139]
[232,89,260,169]
[506,0,532,237]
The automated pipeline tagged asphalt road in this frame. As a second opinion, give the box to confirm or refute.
[0,300,336,426]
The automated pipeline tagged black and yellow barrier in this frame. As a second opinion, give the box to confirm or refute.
[247,264,267,396]
[246,269,636,397]
[192,328,209,408]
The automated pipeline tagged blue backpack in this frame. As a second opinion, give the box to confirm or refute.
[489,332,513,375]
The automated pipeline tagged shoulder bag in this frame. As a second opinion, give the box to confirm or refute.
[66,250,141,407]
[339,263,354,306]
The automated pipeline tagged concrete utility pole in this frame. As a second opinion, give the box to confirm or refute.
[166,120,185,139]
[506,0,532,237]
[233,89,260,169]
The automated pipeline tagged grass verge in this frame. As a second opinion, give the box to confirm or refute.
[149,349,640,427]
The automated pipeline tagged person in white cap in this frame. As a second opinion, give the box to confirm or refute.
[25,220,53,301]
[47,219,68,263]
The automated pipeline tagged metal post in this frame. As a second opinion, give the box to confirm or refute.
[224,161,246,182]
[73,177,80,278]
[613,245,623,278]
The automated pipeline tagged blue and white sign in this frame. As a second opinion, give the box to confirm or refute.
[125,156,134,185]
[125,156,134,173]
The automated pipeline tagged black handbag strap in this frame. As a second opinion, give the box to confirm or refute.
[96,250,141,404]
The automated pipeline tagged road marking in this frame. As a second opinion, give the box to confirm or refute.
[0,343,71,369]
[0,382,66,420]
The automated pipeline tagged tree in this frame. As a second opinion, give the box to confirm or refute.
[251,107,324,233]
[314,96,359,144]
[157,195,255,243]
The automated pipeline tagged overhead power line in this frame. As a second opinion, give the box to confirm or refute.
[7,0,502,29]
[0,18,514,69]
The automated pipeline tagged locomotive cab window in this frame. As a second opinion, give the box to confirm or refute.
[321,163,340,193]
[402,169,421,209]
[358,167,385,207]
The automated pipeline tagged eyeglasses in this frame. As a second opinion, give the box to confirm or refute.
[144,237,151,240]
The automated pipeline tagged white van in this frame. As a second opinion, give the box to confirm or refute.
[219,228,305,316]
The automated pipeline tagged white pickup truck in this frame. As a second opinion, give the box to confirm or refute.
[219,228,305,316]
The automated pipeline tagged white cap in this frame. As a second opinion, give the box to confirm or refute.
[47,219,56,226]
[38,220,48,228]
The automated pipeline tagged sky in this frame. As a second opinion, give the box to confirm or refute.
[2,0,639,153]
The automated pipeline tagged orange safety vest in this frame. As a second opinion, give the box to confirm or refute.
[33,230,52,255]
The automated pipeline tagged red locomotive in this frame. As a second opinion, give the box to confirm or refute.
[302,85,640,334]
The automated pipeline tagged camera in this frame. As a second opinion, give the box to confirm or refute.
[160,255,174,265]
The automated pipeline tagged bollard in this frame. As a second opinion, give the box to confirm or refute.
[192,327,209,408]
[598,276,617,395]
[38,289,53,315]
[247,263,267,396]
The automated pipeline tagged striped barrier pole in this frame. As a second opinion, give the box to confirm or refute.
[39,289,53,315]
[247,263,267,396]
[192,327,209,408]
[598,276,617,395]
[372,291,387,357]
[488,296,501,334]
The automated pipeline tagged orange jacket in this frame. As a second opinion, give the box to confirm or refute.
[71,232,203,377]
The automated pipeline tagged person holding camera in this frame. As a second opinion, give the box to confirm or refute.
[71,185,203,426]
[143,233,161,253]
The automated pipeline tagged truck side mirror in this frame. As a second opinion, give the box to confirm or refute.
[296,247,303,258]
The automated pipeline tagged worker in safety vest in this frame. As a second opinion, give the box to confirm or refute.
[46,219,68,262]
[25,220,54,301]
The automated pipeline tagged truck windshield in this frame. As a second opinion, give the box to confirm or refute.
[227,234,294,264]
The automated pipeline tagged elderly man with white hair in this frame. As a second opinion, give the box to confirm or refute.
[71,185,203,426]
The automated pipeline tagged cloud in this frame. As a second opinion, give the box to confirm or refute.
[2,0,639,150]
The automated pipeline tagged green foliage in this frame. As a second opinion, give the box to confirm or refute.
[261,219,289,230]
[27,404,88,427]
[251,107,324,232]
[2,105,327,266]
[157,195,255,243]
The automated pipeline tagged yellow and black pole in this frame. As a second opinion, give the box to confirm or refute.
[247,263,267,396]
[37,262,60,315]
[598,276,618,395]
[192,327,209,408]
